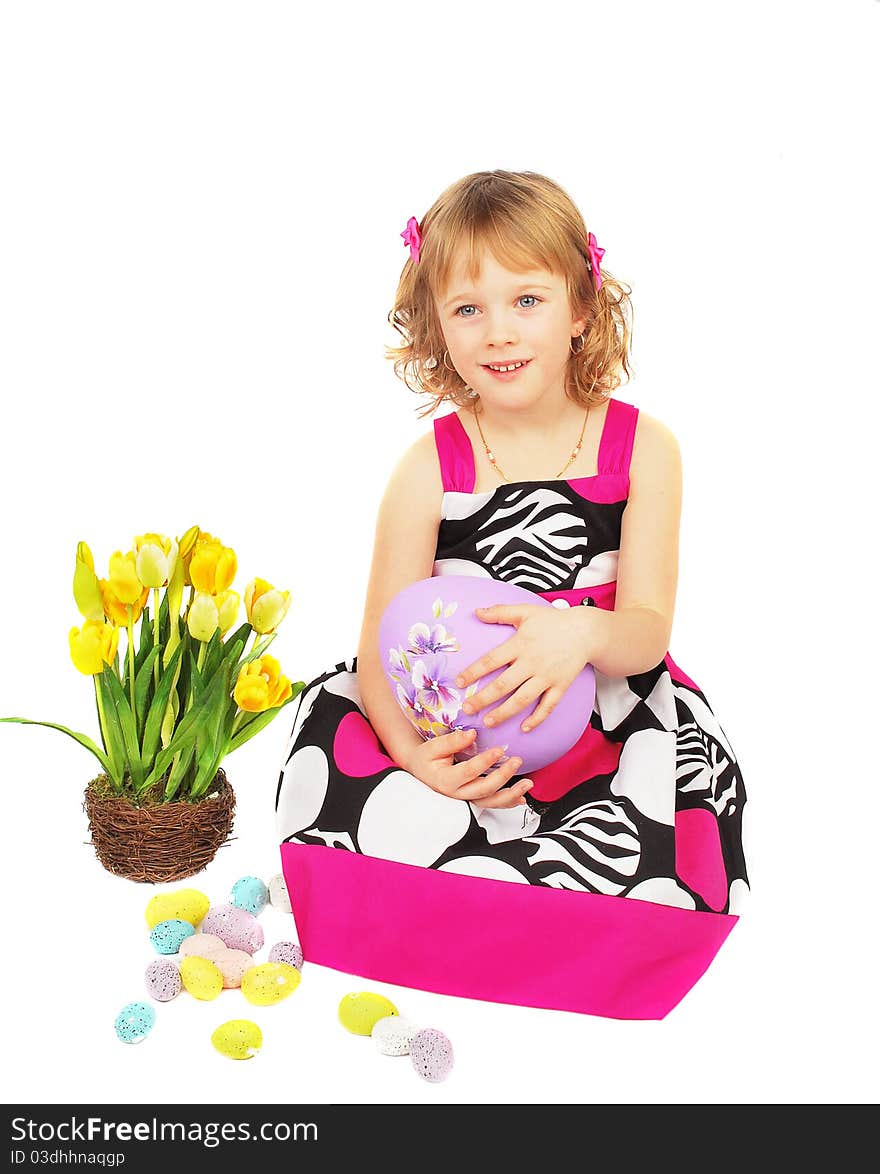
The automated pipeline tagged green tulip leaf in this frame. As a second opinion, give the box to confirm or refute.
[100,666,144,791]
[140,640,184,769]
[134,646,162,738]
[163,741,195,802]
[0,716,118,784]
[140,662,227,791]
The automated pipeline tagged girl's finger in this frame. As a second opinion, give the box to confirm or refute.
[520,686,564,733]
[428,726,477,757]
[453,755,524,802]
[454,635,520,690]
[471,779,534,810]
[481,678,546,730]
[451,741,509,784]
[461,663,528,717]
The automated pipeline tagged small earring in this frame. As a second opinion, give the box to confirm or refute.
[569,332,587,355]
[442,350,456,373]
[465,386,479,399]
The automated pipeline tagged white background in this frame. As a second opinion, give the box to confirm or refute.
[1,1,877,1106]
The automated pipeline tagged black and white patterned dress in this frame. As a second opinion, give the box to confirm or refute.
[275,398,749,1019]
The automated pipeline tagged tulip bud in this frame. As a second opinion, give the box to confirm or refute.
[217,590,240,636]
[100,576,148,627]
[187,592,220,642]
[178,525,200,587]
[244,578,292,635]
[73,541,104,622]
[108,550,145,605]
[134,533,178,589]
[69,618,119,675]
[190,537,237,596]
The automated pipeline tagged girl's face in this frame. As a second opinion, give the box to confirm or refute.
[435,248,587,413]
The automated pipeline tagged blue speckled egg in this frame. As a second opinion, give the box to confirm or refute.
[230,876,268,915]
[114,1001,156,1044]
[145,958,181,1002]
[410,1028,454,1082]
[149,918,195,955]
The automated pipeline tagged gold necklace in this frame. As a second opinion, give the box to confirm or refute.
[473,405,591,483]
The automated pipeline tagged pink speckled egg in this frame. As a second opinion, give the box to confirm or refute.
[200,904,264,954]
[144,958,181,1002]
[178,933,227,960]
[268,941,303,970]
[212,949,254,989]
[410,1029,454,1083]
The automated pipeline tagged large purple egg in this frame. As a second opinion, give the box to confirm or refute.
[378,575,595,775]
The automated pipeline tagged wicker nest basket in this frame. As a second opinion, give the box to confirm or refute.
[83,768,236,883]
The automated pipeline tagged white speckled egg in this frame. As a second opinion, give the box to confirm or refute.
[144,958,181,1002]
[372,1015,422,1057]
[410,1029,454,1083]
[114,1001,155,1044]
[268,940,303,970]
[230,875,268,915]
[201,904,264,954]
[268,873,292,913]
[149,919,195,955]
[178,933,228,961]
[212,948,254,989]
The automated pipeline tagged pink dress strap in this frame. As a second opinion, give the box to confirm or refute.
[433,412,476,493]
[597,397,639,477]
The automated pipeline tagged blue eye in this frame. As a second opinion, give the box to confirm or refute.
[454,295,541,317]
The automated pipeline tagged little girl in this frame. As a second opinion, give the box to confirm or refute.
[276,169,749,1020]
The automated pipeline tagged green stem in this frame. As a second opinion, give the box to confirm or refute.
[197,641,207,671]
[93,675,110,754]
[126,605,136,716]
[152,587,161,692]
[231,710,246,738]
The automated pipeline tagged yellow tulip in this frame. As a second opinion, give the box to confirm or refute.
[100,575,148,627]
[190,534,237,595]
[187,592,220,642]
[73,541,104,622]
[217,590,240,636]
[134,533,178,589]
[69,619,119,675]
[108,550,144,604]
[178,524,200,587]
[244,578,291,635]
[233,655,292,713]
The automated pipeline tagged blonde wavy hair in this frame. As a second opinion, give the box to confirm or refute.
[385,170,634,419]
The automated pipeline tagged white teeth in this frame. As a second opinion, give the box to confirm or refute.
[488,361,525,372]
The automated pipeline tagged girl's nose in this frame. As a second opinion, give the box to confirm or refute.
[484,314,519,347]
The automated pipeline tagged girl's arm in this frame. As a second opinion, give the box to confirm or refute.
[356,431,444,771]
[585,410,682,676]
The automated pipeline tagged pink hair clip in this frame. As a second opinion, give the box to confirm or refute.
[586,231,605,290]
[401,216,422,265]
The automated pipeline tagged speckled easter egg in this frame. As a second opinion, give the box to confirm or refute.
[410,1029,454,1083]
[177,933,227,961]
[268,941,303,970]
[144,958,181,1002]
[114,1001,156,1044]
[201,904,264,954]
[372,1015,422,1057]
[212,949,254,989]
[149,919,195,955]
[230,875,268,915]
[241,962,301,1006]
[267,873,292,913]
[144,888,209,930]
[211,1019,263,1061]
[180,956,224,1001]
[338,992,399,1036]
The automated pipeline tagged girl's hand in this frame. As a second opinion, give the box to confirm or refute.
[402,728,534,810]
[455,604,597,733]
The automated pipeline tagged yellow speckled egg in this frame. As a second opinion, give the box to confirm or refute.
[240,962,301,1006]
[338,992,399,1036]
[180,955,224,1001]
[211,1019,263,1060]
[145,888,210,930]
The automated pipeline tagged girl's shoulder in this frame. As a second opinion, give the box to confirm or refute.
[628,407,682,495]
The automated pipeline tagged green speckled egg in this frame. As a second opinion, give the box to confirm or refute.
[338,992,399,1036]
